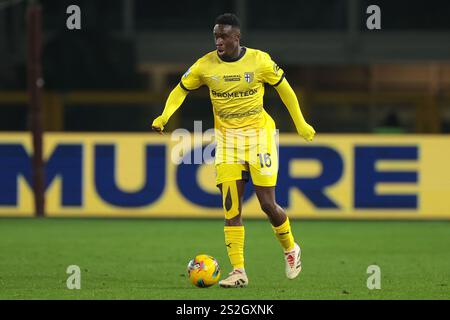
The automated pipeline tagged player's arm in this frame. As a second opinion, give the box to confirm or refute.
[152,61,203,133]
[274,78,315,141]
[152,84,189,133]
[260,52,315,141]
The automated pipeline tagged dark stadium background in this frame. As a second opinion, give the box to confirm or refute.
[1,0,450,133]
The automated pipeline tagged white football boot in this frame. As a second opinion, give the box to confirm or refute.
[284,243,302,279]
[219,269,248,288]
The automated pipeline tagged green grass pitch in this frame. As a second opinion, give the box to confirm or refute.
[0,218,449,299]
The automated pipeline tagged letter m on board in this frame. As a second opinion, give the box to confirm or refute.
[0,144,82,206]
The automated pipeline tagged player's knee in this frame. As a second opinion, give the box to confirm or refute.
[224,206,240,220]
[225,214,242,226]
[222,181,241,220]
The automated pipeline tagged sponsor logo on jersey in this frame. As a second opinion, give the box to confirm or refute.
[211,89,258,99]
[216,106,263,119]
[273,63,280,75]
[183,68,191,78]
[223,75,241,82]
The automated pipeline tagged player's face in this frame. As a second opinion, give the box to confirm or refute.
[213,24,240,59]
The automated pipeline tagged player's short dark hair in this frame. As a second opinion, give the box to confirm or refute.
[215,13,241,28]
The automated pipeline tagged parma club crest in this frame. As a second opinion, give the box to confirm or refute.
[244,72,254,83]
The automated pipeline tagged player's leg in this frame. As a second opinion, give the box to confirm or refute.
[249,124,302,279]
[217,179,249,287]
[219,179,245,270]
[254,185,302,279]
[249,126,293,247]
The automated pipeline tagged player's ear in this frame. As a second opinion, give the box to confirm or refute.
[235,30,241,42]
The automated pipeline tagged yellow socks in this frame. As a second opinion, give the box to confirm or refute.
[223,219,294,270]
[224,226,245,270]
[272,217,295,251]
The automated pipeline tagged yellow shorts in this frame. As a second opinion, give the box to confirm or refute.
[215,160,278,187]
[215,125,278,187]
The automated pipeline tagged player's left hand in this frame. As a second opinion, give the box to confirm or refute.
[298,123,316,142]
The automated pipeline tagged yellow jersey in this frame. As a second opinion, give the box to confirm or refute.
[179,47,285,132]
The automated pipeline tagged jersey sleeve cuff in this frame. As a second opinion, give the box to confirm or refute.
[272,73,285,87]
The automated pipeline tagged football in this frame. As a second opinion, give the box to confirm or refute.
[187,254,221,288]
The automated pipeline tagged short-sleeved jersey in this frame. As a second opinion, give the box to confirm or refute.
[180,47,285,132]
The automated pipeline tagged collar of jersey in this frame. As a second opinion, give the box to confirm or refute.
[217,47,247,62]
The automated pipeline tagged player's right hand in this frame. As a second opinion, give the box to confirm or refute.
[151,115,166,134]
[298,122,316,142]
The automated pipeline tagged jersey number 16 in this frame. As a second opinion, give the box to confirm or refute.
[257,153,272,168]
